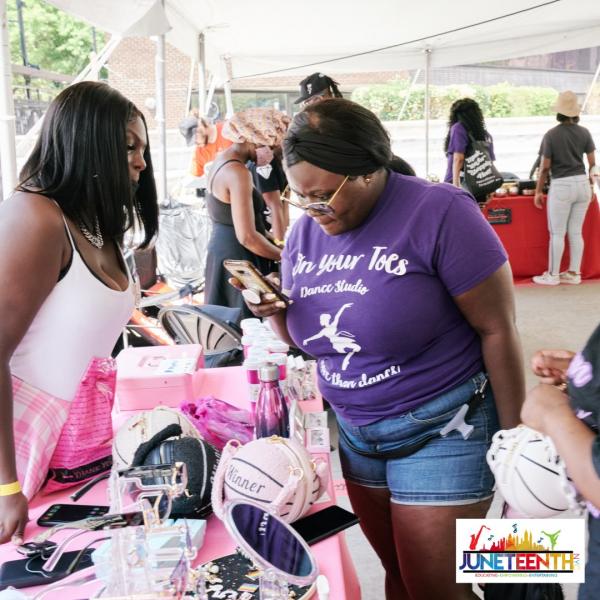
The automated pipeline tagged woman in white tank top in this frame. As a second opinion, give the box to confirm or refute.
[0,82,158,544]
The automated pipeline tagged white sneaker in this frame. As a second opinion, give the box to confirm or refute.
[532,272,560,285]
[559,271,582,285]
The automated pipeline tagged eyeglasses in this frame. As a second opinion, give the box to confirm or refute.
[282,175,350,216]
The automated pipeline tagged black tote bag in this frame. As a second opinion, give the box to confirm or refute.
[463,133,504,198]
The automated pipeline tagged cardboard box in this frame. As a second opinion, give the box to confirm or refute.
[116,344,204,410]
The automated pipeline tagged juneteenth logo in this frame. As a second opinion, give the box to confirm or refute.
[456,519,585,583]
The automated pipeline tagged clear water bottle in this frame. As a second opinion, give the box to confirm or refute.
[254,364,289,439]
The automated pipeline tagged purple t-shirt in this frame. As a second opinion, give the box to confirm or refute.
[444,122,496,183]
[281,173,507,425]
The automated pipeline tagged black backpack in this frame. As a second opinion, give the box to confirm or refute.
[131,423,220,518]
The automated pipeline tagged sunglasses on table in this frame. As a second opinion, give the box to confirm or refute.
[281,175,349,216]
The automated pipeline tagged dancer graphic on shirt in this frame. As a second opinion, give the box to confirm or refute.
[303,303,361,371]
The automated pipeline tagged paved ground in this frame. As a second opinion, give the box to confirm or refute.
[330,280,600,599]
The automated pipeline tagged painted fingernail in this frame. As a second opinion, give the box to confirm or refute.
[12,536,22,545]
[264,293,277,301]
[276,301,286,308]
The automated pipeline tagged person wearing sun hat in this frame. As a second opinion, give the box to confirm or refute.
[203,107,291,317]
[532,90,596,286]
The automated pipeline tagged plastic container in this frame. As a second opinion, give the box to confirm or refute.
[241,334,257,358]
[115,344,204,410]
[267,340,290,354]
[244,357,265,410]
[240,318,262,334]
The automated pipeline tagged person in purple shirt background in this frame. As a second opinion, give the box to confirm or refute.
[444,98,498,205]
[232,99,525,600]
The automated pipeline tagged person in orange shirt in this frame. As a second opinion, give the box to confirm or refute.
[191,118,232,178]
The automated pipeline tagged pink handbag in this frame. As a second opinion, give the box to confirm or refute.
[44,357,116,493]
[12,378,70,499]
[12,357,116,498]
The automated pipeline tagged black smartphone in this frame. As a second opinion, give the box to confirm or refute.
[291,505,359,545]
[0,549,94,590]
[37,503,110,527]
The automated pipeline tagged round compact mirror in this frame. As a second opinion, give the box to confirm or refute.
[223,499,318,587]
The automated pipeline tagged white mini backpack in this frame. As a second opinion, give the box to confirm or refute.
[211,435,329,523]
[112,405,202,470]
[486,425,581,518]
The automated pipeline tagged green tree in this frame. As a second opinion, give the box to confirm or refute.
[7,0,104,76]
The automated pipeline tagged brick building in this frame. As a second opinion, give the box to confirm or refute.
[107,37,193,128]
[107,37,411,127]
[107,38,600,127]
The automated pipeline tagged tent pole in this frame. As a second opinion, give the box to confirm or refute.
[154,2,168,205]
[223,79,234,118]
[185,57,195,115]
[424,48,431,177]
[198,32,207,116]
[582,58,600,114]
[205,72,216,114]
[0,0,18,201]
[222,56,234,118]
[398,68,420,120]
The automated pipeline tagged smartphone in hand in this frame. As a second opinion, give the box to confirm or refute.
[223,259,290,305]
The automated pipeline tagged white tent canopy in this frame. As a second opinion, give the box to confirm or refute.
[3,0,600,198]
[47,0,600,81]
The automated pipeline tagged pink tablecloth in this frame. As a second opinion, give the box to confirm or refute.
[0,366,361,600]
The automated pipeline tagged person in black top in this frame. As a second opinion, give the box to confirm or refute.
[521,324,600,599]
[247,151,288,242]
[204,108,289,317]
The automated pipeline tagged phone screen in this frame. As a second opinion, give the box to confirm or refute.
[223,259,290,304]
[291,505,359,545]
[37,503,110,527]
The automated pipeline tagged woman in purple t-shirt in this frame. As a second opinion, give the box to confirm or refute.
[444,98,497,205]
[233,99,525,600]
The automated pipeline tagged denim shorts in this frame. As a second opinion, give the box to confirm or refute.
[337,372,499,505]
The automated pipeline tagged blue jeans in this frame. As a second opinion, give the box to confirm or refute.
[337,372,499,505]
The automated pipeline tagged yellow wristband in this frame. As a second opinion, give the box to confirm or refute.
[0,481,21,496]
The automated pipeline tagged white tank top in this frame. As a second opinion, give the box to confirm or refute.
[10,216,136,400]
